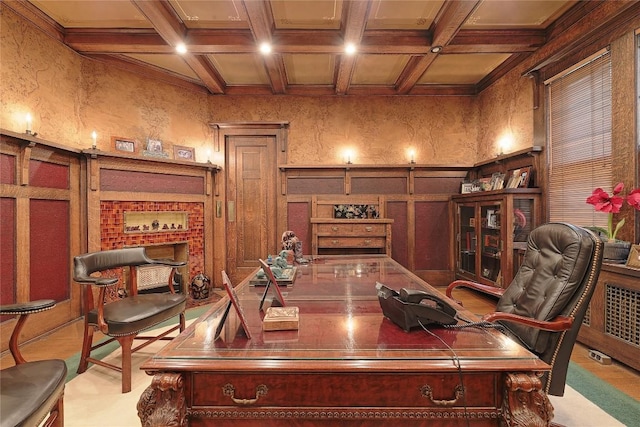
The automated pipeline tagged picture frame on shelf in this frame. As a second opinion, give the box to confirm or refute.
[112,136,137,154]
[143,138,169,158]
[518,167,532,188]
[626,245,640,269]
[490,172,505,190]
[461,182,474,194]
[173,145,195,161]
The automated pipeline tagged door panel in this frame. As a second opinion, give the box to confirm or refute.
[227,136,277,281]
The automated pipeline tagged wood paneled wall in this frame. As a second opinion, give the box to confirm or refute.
[279,166,468,285]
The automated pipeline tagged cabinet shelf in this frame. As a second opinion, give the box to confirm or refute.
[452,191,541,288]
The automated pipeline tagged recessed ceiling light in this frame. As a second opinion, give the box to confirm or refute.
[259,42,272,54]
[345,43,357,55]
[430,45,443,54]
[176,43,187,54]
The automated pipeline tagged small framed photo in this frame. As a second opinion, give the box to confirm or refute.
[173,145,195,161]
[146,138,163,153]
[112,136,137,154]
[143,138,168,158]
[518,167,532,188]
[626,245,640,269]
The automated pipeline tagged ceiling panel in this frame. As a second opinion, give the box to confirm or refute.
[366,0,444,30]
[418,54,511,85]
[168,0,249,29]
[351,54,410,85]
[284,54,335,85]
[123,54,199,80]
[271,0,343,30]
[463,0,577,29]
[208,53,270,85]
[30,0,151,28]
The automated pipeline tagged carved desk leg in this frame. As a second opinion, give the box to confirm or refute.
[502,372,554,427]
[137,373,186,427]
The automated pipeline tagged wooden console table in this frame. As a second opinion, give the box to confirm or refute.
[138,255,552,427]
[310,218,393,255]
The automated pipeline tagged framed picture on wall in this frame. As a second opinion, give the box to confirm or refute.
[112,136,137,154]
[173,145,195,161]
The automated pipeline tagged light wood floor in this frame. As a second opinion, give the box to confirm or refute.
[2,288,639,401]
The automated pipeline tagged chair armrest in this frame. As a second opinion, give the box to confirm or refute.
[74,274,119,287]
[0,299,56,315]
[149,258,187,268]
[446,280,505,304]
[482,312,574,332]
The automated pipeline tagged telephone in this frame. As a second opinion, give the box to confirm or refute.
[376,282,457,331]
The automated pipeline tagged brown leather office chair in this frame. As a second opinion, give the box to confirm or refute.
[73,247,187,393]
[1,299,67,427]
[446,222,603,396]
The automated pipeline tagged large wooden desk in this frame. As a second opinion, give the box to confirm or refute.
[138,256,552,426]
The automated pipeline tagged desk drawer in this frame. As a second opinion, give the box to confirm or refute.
[318,236,385,249]
[191,372,497,408]
[316,223,386,235]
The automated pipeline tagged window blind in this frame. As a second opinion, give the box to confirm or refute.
[547,50,612,229]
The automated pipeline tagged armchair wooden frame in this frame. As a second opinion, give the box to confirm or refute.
[73,247,187,393]
[446,222,603,398]
[0,299,67,427]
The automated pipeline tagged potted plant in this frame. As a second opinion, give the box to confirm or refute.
[586,182,640,262]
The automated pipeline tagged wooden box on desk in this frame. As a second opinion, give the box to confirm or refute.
[263,307,299,331]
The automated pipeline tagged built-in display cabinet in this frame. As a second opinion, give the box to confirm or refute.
[451,189,542,288]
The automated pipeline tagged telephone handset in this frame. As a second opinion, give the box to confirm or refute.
[376,282,457,331]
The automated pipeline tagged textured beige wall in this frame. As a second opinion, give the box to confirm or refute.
[477,66,535,160]
[1,7,212,159]
[210,96,478,165]
[2,6,531,166]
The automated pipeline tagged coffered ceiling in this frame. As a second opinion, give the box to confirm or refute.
[8,0,589,96]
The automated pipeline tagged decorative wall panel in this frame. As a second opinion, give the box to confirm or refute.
[0,198,15,308]
[29,199,69,301]
[0,154,15,184]
[414,201,450,271]
[29,159,69,189]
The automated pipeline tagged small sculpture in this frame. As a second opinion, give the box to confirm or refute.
[190,272,211,300]
[281,231,308,263]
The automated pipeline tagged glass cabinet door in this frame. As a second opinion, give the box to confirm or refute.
[480,203,502,283]
[457,204,476,276]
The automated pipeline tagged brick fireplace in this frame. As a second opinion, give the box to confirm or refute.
[100,201,206,294]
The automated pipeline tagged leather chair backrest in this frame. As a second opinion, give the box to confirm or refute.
[74,247,153,279]
[495,223,603,395]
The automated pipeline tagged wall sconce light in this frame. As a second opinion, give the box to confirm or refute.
[91,131,97,149]
[206,149,212,163]
[498,134,513,156]
[407,148,416,164]
[344,149,354,164]
[25,113,32,134]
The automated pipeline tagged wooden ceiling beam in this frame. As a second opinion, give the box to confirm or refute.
[132,0,225,94]
[335,0,371,95]
[395,0,481,94]
[242,0,287,94]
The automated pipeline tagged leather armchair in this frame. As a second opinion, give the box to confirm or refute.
[1,300,67,427]
[73,247,187,393]
[446,222,603,396]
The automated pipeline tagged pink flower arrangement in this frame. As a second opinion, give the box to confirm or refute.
[586,182,640,241]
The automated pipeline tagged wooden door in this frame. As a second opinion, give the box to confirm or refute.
[226,135,278,281]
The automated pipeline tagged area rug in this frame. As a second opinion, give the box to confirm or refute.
[62,338,636,427]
